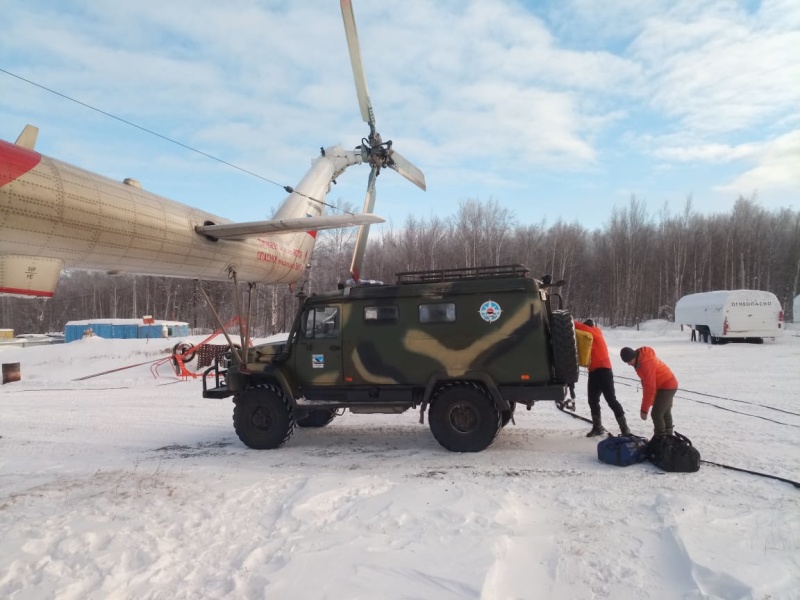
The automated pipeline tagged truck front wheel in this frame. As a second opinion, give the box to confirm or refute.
[428,383,501,452]
[501,401,516,427]
[296,409,337,428]
[233,384,296,449]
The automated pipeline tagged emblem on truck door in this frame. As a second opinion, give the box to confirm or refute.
[479,300,502,323]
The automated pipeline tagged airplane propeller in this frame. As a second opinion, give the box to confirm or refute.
[340,0,426,281]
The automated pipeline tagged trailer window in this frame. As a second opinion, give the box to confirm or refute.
[419,303,456,324]
[364,306,398,323]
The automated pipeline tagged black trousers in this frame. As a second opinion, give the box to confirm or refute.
[587,368,625,418]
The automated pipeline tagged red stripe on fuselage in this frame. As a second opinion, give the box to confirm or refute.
[0,286,54,298]
[0,140,42,187]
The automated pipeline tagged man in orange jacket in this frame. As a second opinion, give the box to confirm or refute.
[574,319,630,437]
[620,346,679,438]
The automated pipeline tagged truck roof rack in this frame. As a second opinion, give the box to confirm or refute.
[396,264,530,285]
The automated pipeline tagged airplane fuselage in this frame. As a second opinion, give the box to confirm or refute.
[0,139,360,296]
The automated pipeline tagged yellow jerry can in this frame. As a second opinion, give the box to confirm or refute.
[575,329,593,368]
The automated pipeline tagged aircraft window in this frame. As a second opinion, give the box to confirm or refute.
[419,303,456,324]
[364,306,398,323]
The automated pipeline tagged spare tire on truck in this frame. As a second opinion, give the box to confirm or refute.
[550,310,579,384]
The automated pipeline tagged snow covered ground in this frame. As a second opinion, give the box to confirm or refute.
[1,322,798,600]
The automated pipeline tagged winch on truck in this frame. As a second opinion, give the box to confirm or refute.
[203,264,580,452]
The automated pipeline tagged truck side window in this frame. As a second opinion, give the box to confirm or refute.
[364,305,398,323]
[302,310,316,339]
[306,306,339,338]
[419,303,456,324]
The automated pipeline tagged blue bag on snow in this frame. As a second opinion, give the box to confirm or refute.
[597,434,650,467]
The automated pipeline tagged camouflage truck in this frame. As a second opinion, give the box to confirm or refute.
[203,264,579,452]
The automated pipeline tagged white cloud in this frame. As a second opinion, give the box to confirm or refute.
[715,130,800,194]
[630,0,800,134]
[652,141,758,163]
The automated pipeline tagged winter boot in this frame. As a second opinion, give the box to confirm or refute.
[585,413,606,437]
[616,415,631,436]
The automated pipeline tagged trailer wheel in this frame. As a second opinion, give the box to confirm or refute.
[550,310,579,384]
[233,384,296,449]
[296,409,337,428]
[428,382,501,452]
[170,342,196,375]
[172,342,196,363]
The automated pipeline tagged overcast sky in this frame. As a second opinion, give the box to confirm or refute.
[1,0,798,230]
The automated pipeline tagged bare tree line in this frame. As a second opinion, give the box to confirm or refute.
[2,195,798,335]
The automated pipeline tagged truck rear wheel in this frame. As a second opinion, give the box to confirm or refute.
[550,310,579,384]
[429,382,501,452]
[233,384,296,449]
[296,409,337,428]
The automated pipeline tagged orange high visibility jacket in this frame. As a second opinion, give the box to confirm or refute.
[573,321,612,371]
[632,346,678,413]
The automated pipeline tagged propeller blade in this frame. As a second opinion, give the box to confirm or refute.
[349,165,378,282]
[387,150,427,191]
[340,0,376,130]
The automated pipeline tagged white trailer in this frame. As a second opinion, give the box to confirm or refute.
[674,290,783,344]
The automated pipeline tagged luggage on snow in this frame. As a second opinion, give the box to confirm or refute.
[597,434,650,467]
[647,432,701,473]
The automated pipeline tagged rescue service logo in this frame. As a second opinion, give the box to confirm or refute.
[730,301,773,306]
[479,300,502,323]
[312,354,324,369]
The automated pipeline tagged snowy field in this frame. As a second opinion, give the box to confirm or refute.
[1,322,798,600]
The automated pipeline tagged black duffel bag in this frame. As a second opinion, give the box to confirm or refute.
[648,432,701,473]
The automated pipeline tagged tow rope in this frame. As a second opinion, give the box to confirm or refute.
[699,460,799,489]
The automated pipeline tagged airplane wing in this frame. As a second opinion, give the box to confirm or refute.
[195,213,384,241]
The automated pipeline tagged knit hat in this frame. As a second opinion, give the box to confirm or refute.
[620,347,637,363]
[584,319,594,327]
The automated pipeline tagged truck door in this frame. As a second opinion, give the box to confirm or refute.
[295,304,343,388]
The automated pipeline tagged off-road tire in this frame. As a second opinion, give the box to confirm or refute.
[232,384,296,449]
[296,409,337,428]
[428,382,502,452]
[501,401,516,427]
[550,310,579,384]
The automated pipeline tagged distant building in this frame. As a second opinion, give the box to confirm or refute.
[64,319,189,342]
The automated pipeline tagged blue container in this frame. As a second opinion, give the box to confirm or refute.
[65,323,90,343]
[112,324,139,339]
[92,323,113,338]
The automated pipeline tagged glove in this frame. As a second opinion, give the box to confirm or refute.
[640,410,648,421]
